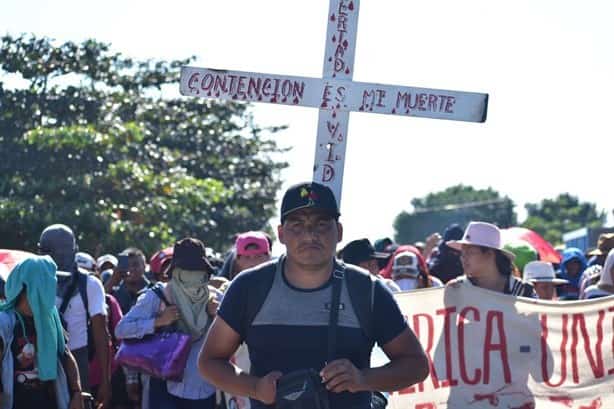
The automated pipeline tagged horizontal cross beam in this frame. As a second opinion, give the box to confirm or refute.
[180,66,488,123]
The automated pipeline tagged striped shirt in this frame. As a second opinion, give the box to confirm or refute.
[449,275,536,298]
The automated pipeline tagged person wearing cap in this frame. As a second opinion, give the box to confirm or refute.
[447,221,536,297]
[586,232,614,266]
[149,247,173,283]
[96,254,118,285]
[582,248,614,299]
[0,256,83,409]
[115,238,222,409]
[340,238,401,292]
[578,233,614,298]
[75,252,96,273]
[523,261,568,300]
[199,182,428,409]
[96,254,118,276]
[38,224,111,406]
[380,245,443,291]
[391,250,443,291]
[234,231,272,276]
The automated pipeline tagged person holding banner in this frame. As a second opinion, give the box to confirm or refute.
[198,182,429,409]
[446,222,536,297]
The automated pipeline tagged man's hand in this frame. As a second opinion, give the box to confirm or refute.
[103,268,125,293]
[155,305,180,328]
[320,359,366,393]
[207,295,220,316]
[69,391,84,409]
[253,371,283,405]
[425,232,442,248]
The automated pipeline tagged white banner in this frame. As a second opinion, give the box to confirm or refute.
[388,282,614,409]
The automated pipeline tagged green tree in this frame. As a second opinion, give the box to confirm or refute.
[0,34,287,255]
[394,185,516,244]
[522,193,606,245]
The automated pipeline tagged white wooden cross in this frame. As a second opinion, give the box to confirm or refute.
[180,0,488,206]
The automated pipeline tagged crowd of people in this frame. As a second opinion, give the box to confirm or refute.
[1,181,613,409]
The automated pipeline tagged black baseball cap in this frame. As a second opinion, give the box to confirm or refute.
[280,182,340,223]
[341,238,389,265]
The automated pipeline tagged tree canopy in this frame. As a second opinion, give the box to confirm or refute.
[394,185,516,244]
[0,34,287,255]
[522,193,606,245]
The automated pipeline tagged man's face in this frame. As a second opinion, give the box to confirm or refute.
[534,282,556,300]
[278,208,342,267]
[125,255,146,284]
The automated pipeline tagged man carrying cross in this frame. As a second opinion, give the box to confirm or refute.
[198,182,429,408]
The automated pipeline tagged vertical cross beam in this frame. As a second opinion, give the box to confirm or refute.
[312,0,360,207]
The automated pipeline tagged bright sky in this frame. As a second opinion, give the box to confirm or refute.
[2,0,613,249]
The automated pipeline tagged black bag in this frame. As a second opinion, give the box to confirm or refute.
[275,369,329,409]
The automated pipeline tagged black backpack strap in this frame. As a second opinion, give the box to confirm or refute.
[242,257,278,340]
[59,269,81,316]
[342,261,376,343]
[77,271,90,320]
[327,264,344,362]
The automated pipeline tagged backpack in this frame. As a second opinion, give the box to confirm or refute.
[242,256,377,343]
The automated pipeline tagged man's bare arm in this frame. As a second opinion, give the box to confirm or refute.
[198,317,281,405]
[363,327,429,391]
[321,327,429,393]
[62,348,82,395]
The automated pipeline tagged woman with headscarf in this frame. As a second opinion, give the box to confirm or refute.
[0,256,82,409]
[582,248,614,299]
[115,238,222,409]
[446,222,536,297]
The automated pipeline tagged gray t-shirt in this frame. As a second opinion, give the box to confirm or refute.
[219,258,408,409]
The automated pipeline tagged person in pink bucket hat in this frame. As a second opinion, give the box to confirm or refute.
[446,221,536,297]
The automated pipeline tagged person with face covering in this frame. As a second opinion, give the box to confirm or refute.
[115,238,222,409]
[380,245,443,290]
[446,222,536,297]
